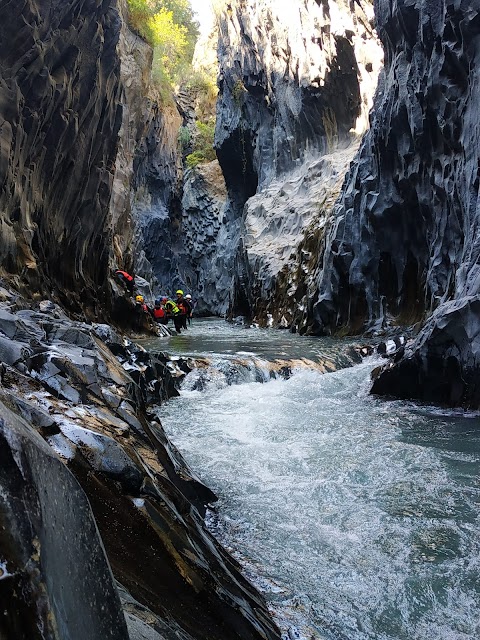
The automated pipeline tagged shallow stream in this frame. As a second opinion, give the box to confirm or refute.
[147,319,480,640]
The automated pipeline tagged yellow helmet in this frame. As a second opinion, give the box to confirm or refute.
[135,295,144,303]
[176,289,184,295]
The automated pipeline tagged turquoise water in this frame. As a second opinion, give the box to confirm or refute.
[151,320,480,640]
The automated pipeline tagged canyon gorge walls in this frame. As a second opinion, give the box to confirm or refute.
[307,0,480,406]
[213,0,383,322]
[211,0,480,407]
[133,0,383,318]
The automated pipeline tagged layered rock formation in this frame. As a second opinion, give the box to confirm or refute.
[305,1,480,406]
[0,398,129,640]
[212,0,382,321]
[0,289,280,639]
[0,0,122,315]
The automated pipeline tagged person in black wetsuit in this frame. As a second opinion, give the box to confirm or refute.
[150,299,167,324]
[184,294,194,324]
[114,269,135,295]
[175,290,189,330]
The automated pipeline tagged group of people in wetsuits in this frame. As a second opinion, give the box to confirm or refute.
[137,290,193,333]
[114,269,194,334]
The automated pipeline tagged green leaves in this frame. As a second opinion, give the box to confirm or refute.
[126,0,199,90]
[185,120,216,167]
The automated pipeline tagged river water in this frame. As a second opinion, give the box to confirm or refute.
[148,319,480,640]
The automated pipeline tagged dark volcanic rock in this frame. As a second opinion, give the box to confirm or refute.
[178,161,229,315]
[0,297,280,639]
[310,1,480,335]
[0,0,177,327]
[132,102,184,297]
[371,297,480,408]
[0,0,124,314]
[213,0,382,322]
[305,1,480,406]
[0,398,129,640]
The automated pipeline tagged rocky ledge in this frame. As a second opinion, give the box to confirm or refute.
[371,296,480,409]
[0,286,280,640]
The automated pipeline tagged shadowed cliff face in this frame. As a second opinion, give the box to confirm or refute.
[131,101,184,296]
[0,0,125,315]
[306,1,480,407]
[213,0,382,321]
[0,0,172,325]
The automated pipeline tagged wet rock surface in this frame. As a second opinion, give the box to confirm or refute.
[178,347,367,392]
[0,397,130,640]
[371,297,480,408]
[306,1,480,406]
[0,291,280,640]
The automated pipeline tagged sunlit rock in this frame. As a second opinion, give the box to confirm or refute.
[213,0,382,324]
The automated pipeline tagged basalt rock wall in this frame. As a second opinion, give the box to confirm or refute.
[0,398,130,640]
[179,161,230,315]
[0,0,126,316]
[0,0,176,322]
[306,1,480,406]
[214,0,382,321]
[131,100,184,297]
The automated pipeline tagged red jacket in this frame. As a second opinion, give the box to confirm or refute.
[152,307,166,320]
[115,270,134,282]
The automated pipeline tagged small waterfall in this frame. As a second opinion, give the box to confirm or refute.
[181,357,279,391]
[179,352,359,392]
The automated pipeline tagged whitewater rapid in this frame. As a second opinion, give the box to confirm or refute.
[151,320,480,640]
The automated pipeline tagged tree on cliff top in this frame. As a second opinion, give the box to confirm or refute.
[126,0,199,88]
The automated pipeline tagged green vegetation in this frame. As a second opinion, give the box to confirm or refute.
[178,126,191,151]
[185,120,216,168]
[126,1,217,168]
[185,69,218,121]
[126,0,199,92]
[232,78,246,104]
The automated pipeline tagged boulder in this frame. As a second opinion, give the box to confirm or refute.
[0,397,129,640]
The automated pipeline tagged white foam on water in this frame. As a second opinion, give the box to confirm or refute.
[158,358,480,639]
